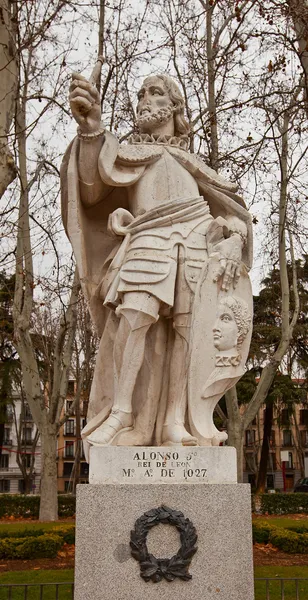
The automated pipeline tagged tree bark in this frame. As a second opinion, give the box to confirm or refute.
[287,0,308,114]
[256,402,273,494]
[205,0,219,171]
[225,387,244,482]
[0,0,18,198]
[39,423,58,521]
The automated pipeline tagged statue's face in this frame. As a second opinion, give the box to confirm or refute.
[136,76,174,133]
[212,304,239,352]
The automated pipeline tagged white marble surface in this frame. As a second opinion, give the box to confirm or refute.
[89,445,237,484]
[63,71,253,451]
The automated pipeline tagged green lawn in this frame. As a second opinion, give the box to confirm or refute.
[255,567,308,600]
[0,571,74,600]
[255,516,308,530]
[0,568,307,599]
[0,522,73,535]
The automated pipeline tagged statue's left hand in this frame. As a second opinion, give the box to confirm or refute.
[212,234,242,291]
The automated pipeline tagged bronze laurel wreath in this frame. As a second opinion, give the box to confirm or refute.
[130,505,198,583]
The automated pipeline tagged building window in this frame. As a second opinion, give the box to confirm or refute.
[248,474,256,488]
[266,474,275,489]
[283,429,292,446]
[245,430,256,446]
[65,420,75,435]
[0,479,10,492]
[67,381,75,395]
[0,455,9,469]
[64,480,71,492]
[65,441,74,458]
[80,463,89,478]
[6,407,13,422]
[63,463,73,477]
[66,400,74,414]
[18,480,25,493]
[287,452,293,469]
[300,430,308,447]
[25,454,32,469]
[4,427,11,444]
[22,427,32,444]
[22,404,33,421]
[281,408,292,426]
[267,453,276,470]
[299,409,308,426]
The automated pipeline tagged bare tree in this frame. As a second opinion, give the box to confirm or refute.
[0,1,18,198]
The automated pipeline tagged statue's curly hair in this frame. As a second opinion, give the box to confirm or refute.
[220,296,252,348]
[142,75,190,137]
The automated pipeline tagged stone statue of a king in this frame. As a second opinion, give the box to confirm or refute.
[61,70,253,456]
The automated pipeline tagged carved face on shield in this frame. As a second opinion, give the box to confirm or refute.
[213,296,251,353]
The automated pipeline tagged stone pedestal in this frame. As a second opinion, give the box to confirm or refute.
[75,447,254,600]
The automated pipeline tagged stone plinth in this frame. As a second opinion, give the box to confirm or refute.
[75,481,254,600]
[89,445,237,485]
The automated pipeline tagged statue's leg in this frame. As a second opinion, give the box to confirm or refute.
[162,312,197,446]
[87,292,160,446]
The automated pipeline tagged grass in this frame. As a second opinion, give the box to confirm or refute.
[0,571,74,600]
[254,567,308,600]
[0,568,307,600]
[254,516,308,530]
[0,522,73,535]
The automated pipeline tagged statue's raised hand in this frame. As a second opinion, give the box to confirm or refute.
[69,72,101,133]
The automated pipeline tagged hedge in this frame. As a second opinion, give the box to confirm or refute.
[269,529,308,554]
[0,494,76,518]
[252,521,275,544]
[252,493,308,515]
[0,525,75,545]
[0,533,63,559]
[252,520,308,554]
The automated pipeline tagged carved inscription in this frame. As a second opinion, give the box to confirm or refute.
[121,450,207,481]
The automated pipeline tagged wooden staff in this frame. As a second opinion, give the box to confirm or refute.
[89,55,104,86]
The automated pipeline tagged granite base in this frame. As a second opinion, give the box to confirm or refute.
[75,483,254,600]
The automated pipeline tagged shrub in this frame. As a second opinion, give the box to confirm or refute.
[0,528,45,540]
[252,521,274,544]
[252,493,308,515]
[0,534,63,559]
[58,495,76,518]
[52,525,75,544]
[0,494,76,518]
[269,529,308,554]
[286,524,308,535]
[0,495,40,518]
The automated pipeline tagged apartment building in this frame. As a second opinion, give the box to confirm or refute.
[243,402,308,490]
[0,397,41,493]
[57,381,89,492]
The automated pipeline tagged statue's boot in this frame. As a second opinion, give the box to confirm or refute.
[87,409,133,446]
[161,423,197,446]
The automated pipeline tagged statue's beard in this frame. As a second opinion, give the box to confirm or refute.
[136,105,174,130]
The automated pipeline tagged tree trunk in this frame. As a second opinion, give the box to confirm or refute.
[0,0,18,198]
[227,417,244,483]
[256,403,273,494]
[39,425,58,521]
[206,0,219,171]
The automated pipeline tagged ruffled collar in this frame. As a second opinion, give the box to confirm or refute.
[128,132,189,151]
